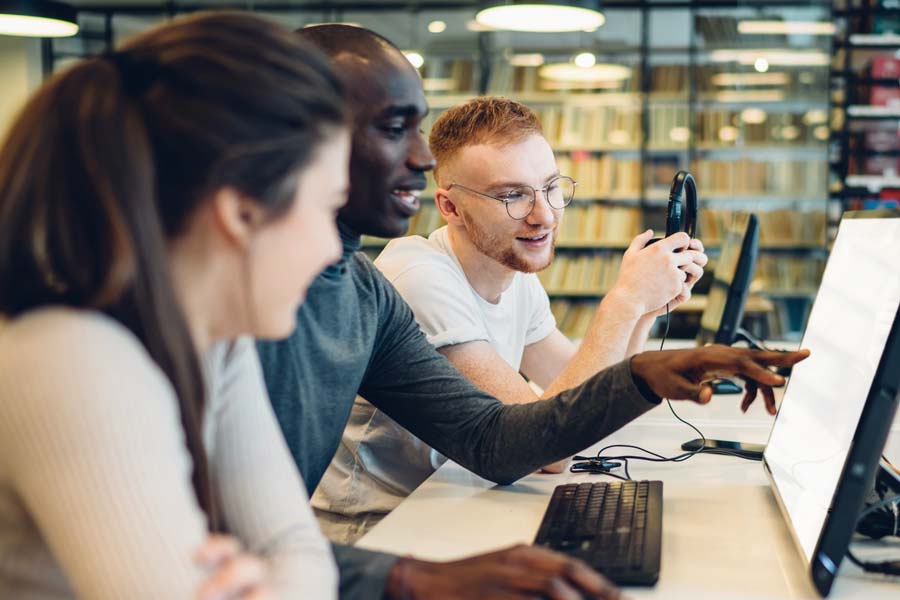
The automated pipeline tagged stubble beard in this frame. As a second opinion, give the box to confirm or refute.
[464,215,557,274]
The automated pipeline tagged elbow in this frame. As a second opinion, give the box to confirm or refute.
[481,467,528,487]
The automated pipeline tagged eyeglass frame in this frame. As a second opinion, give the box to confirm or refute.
[446,175,577,220]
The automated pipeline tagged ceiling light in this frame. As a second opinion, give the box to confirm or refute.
[754,57,769,73]
[803,108,828,125]
[539,79,622,90]
[422,77,455,92]
[741,108,767,124]
[714,89,785,103]
[711,72,789,86]
[539,62,631,82]
[737,20,836,36]
[669,127,690,143]
[0,0,78,37]
[427,20,446,33]
[466,19,495,31]
[781,125,800,141]
[510,53,545,67]
[711,49,829,67]
[813,125,830,141]
[475,0,605,33]
[404,51,424,69]
[574,52,596,68]
[718,126,739,142]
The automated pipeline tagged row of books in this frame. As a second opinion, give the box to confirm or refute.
[556,155,828,199]
[550,300,600,340]
[698,209,827,246]
[536,249,824,298]
[558,205,825,247]
[536,254,622,294]
[365,200,827,250]
[688,158,828,198]
[555,155,642,198]
[539,105,642,149]
[755,255,826,294]
[558,204,643,245]
[488,62,640,95]
[695,109,829,146]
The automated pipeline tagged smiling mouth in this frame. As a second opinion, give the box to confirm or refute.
[517,232,551,243]
[391,188,422,210]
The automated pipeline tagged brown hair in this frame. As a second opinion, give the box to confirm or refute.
[0,12,346,529]
[429,96,542,185]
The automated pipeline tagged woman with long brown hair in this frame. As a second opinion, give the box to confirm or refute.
[0,12,349,599]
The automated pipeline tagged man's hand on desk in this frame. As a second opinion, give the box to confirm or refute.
[385,544,621,600]
[630,345,810,415]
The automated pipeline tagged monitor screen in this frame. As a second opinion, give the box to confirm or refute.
[764,216,900,562]
[698,212,757,343]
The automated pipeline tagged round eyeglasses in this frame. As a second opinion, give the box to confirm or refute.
[447,175,577,220]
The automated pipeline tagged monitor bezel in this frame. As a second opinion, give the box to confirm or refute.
[696,212,759,346]
[762,211,900,597]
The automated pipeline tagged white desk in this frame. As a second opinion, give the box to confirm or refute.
[359,389,900,599]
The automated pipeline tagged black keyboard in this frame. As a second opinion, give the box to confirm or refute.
[533,481,663,585]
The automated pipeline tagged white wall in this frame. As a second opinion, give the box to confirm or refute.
[0,36,42,142]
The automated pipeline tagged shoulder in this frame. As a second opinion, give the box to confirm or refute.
[0,307,155,370]
[375,229,463,284]
[0,307,177,435]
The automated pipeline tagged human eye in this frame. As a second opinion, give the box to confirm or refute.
[379,118,406,139]
[503,188,530,203]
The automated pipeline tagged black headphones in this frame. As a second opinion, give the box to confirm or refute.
[666,170,698,238]
[645,170,698,247]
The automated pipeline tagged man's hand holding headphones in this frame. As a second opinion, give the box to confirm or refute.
[606,230,707,320]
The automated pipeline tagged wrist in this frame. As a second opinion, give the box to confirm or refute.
[602,288,644,321]
[630,355,662,404]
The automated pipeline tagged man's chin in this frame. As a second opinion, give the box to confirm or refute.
[342,212,410,239]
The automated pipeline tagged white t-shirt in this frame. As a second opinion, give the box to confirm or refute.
[311,226,556,543]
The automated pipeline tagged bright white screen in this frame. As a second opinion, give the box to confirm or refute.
[765,217,900,562]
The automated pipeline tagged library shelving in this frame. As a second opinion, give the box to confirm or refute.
[365,2,835,339]
[48,1,838,340]
[828,0,900,239]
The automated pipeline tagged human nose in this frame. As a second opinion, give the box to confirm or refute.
[526,188,557,225]
[407,129,435,172]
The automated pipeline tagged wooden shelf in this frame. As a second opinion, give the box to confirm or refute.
[846,106,900,120]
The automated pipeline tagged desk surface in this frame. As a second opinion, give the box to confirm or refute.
[359,388,900,599]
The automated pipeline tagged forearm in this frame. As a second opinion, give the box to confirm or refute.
[332,543,399,600]
[626,313,656,358]
[393,359,659,486]
[541,292,642,398]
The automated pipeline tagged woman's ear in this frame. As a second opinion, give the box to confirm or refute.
[211,187,266,247]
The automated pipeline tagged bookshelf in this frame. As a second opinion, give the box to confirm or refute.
[828,0,900,238]
[360,2,833,340]
[39,3,838,342]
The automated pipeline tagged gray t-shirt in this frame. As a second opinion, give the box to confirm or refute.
[257,223,659,600]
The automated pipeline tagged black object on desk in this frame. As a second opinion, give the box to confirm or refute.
[533,481,663,585]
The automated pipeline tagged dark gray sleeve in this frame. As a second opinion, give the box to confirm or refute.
[360,264,660,486]
[332,543,398,600]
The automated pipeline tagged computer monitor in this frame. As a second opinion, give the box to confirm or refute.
[696,212,759,346]
[763,210,900,597]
